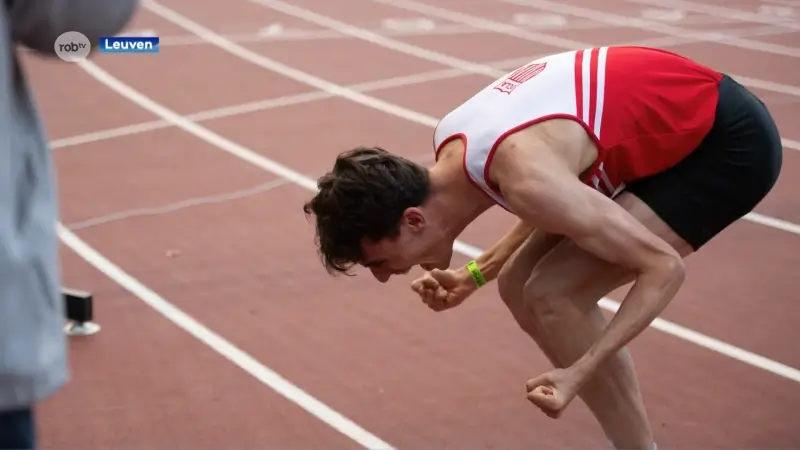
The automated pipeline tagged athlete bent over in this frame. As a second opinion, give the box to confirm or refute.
[302,46,782,449]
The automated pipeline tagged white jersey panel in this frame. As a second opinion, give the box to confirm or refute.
[433,48,610,208]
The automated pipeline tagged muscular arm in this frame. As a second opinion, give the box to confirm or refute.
[491,127,686,387]
[6,0,139,55]
[462,219,535,284]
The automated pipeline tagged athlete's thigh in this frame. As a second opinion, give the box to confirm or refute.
[525,192,694,308]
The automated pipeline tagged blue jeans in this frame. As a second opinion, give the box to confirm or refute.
[0,407,35,449]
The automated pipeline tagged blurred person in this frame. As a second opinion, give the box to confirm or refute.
[0,1,138,448]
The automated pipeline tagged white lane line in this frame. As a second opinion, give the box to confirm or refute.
[75,3,800,383]
[373,0,800,98]
[56,224,394,450]
[51,120,175,149]
[155,23,502,47]
[65,178,291,231]
[626,0,800,30]
[50,54,540,150]
[501,0,800,57]
[783,138,800,151]
[248,0,557,77]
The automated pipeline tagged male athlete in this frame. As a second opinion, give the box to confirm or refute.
[302,46,782,449]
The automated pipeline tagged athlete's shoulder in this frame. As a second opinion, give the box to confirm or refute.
[433,106,463,152]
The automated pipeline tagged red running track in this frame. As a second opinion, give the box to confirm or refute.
[23,0,800,448]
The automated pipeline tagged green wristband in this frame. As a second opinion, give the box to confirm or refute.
[466,260,487,287]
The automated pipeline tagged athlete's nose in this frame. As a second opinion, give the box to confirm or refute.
[370,266,391,283]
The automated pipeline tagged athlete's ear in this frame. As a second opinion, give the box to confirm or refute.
[402,207,427,232]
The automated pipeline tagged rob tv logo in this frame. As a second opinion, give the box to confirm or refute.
[54,31,91,62]
[54,31,159,62]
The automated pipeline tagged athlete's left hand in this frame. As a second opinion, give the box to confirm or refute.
[525,368,582,419]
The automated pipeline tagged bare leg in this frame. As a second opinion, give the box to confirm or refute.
[497,230,648,447]
[497,193,693,449]
[497,230,565,368]
[526,249,648,449]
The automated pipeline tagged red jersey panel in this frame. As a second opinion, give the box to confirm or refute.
[433,46,723,208]
[592,46,722,192]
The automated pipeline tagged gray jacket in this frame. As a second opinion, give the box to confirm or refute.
[0,0,138,411]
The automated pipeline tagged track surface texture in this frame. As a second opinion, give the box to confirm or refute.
[24,0,800,448]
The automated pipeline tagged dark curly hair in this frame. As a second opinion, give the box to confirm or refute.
[302,146,431,275]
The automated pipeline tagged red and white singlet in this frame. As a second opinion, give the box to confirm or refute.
[432,46,724,210]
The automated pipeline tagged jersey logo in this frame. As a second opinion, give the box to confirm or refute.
[493,62,547,94]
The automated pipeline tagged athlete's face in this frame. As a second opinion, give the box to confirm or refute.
[360,207,454,283]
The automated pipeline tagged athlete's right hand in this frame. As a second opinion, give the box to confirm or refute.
[410,267,478,312]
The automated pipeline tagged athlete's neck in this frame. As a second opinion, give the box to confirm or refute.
[424,156,495,240]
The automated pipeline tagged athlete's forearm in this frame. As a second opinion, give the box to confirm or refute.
[464,219,535,284]
[571,259,685,383]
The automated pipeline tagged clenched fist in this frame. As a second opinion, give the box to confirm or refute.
[525,368,583,419]
[410,267,478,312]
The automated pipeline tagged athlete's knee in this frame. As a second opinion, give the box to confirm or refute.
[521,269,562,322]
[497,232,553,308]
[496,259,523,308]
[497,255,543,336]
[497,258,557,354]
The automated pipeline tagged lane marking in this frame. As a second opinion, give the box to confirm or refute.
[260,23,285,36]
[640,8,686,22]
[255,0,586,55]
[56,224,394,450]
[115,12,795,49]
[65,178,291,231]
[163,24,480,44]
[125,28,158,36]
[511,12,568,27]
[761,0,800,7]
[759,4,796,18]
[50,54,540,149]
[141,25,496,48]
[52,120,175,149]
[76,2,800,385]
[372,0,800,96]
[735,74,800,97]
[153,20,609,48]
[381,17,437,32]
[499,0,800,57]
[248,0,504,77]
[629,0,800,29]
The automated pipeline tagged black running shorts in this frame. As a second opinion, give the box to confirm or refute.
[624,74,783,250]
